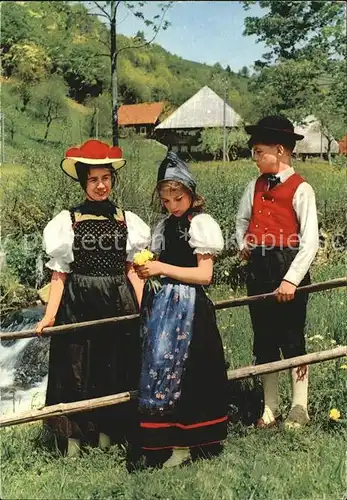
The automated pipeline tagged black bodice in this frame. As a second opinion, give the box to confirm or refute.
[70,211,127,277]
[159,213,197,268]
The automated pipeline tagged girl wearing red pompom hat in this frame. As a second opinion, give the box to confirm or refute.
[36,140,150,458]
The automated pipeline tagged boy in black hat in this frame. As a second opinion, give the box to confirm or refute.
[236,116,319,429]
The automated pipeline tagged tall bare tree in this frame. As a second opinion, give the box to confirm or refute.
[89,1,171,146]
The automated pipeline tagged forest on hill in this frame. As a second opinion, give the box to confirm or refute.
[1,1,346,147]
[1,1,254,119]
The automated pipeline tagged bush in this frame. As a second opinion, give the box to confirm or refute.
[332,154,347,169]
[1,144,345,308]
[0,268,37,315]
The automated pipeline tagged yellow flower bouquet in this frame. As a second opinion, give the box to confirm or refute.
[133,250,162,294]
[133,249,155,266]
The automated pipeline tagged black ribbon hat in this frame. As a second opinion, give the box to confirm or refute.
[245,115,304,143]
[157,151,196,193]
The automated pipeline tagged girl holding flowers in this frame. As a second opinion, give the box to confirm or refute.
[135,151,228,468]
[36,140,150,457]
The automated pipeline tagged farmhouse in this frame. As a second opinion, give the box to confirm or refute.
[118,101,165,137]
[294,115,339,158]
[155,86,242,157]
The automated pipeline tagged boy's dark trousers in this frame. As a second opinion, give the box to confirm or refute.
[246,247,310,365]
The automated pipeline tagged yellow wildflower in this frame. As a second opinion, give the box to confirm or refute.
[133,250,154,266]
[340,365,347,370]
[329,408,341,421]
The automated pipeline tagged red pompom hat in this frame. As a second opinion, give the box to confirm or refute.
[61,139,126,180]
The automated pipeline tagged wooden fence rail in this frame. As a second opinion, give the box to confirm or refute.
[1,277,346,341]
[1,346,346,428]
[0,277,345,428]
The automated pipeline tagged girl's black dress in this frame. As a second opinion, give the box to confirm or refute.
[139,213,228,451]
[43,201,148,451]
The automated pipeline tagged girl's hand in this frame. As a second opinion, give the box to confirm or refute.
[136,261,163,279]
[36,316,55,336]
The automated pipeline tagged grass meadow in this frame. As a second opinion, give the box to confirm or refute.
[1,260,346,499]
[1,97,346,499]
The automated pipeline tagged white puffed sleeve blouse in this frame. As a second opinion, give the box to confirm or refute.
[43,210,151,273]
[188,213,224,254]
[150,213,224,256]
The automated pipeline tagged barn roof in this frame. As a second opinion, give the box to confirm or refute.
[155,86,242,130]
[294,115,339,154]
[118,102,165,126]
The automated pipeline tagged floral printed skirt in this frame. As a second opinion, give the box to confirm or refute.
[139,281,228,450]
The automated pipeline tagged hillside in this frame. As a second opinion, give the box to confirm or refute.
[1,0,254,119]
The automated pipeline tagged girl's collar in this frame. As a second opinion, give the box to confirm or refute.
[168,208,196,222]
[77,198,117,217]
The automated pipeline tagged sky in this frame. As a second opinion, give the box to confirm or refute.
[89,1,267,72]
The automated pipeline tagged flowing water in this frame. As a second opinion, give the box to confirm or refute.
[0,306,49,415]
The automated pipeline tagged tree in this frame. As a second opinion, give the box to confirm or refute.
[199,126,248,161]
[135,30,146,42]
[243,1,345,64]
[62,43,108,102]
[248,59,320,122]
[88,1,172,145]
[212,62,223,73]
[242,1,347,131]
[315,89,346,165]
[0,2,42,61]
[239,66,250,78]
[2,91,22,142]
[85,92,112,138]
[31,77,69,140]
[4,42,52,111]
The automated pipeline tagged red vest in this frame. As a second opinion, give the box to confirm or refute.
[245,173,305,247]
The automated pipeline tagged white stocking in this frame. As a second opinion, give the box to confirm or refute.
[162,447,191,468]
[260,372,280,424]
[67,438,81,457]
[98,432,111,450]
[291,366,309,411]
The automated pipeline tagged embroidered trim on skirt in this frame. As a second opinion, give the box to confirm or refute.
[139,282,228,450]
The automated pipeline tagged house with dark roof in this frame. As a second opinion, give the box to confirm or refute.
[118,102,165,137]
[155,86,242,157]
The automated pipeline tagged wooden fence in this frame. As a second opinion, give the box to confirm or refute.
[0,277,346,428]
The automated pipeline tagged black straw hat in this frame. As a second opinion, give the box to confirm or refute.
[245,115,304,141]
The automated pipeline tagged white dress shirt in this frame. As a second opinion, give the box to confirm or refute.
[236,168,319,286]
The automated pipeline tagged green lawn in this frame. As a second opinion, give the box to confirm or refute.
[1,422,345,500]
[1,262,346,500]
[0,163,25,176]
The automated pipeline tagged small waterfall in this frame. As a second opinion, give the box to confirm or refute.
[0,306,49,415]
[0,337,33,388]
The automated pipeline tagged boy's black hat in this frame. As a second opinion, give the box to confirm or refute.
[245,115,304,141]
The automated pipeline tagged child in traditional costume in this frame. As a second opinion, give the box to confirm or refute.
[36,140,150,456]
[135,151,228,467]
[236,116,319,429]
